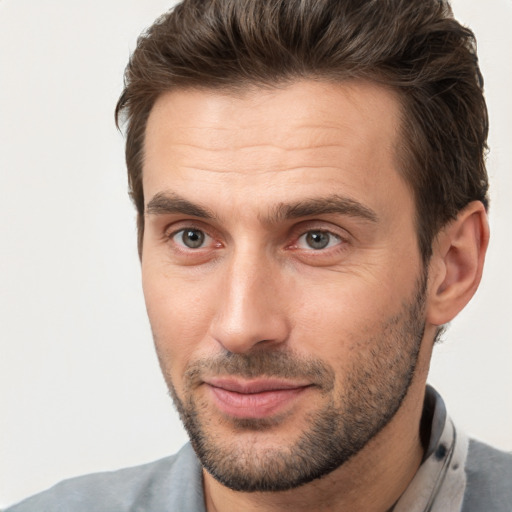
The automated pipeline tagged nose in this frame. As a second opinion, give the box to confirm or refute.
[208,248,290,354]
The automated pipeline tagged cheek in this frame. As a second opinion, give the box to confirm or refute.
[290,272,412,358]
[142,268,216,378]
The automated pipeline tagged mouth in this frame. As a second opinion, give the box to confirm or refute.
[204,377,312,419]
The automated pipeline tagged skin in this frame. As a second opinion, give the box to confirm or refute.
[140,80,489,511]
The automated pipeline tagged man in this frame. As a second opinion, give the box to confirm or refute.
[5,0,511,511]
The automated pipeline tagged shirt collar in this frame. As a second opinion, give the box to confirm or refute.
[393,385,469,512]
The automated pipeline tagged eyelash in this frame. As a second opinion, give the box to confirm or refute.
[293,230,343,251]
[164,223,349,258]
[171,228,213,249]
[166,225,221,251]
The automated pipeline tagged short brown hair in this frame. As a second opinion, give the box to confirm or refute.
[116,0,489,261]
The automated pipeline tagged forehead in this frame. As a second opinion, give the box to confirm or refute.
[145,80,402,158]
[143,80,411,220]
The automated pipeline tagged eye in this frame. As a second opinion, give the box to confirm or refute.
[297,230,341,250]
[172,228,210,249]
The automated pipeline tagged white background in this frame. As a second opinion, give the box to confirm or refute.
[0,0,510,507]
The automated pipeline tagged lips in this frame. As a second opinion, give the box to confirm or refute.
[204,377,311,419]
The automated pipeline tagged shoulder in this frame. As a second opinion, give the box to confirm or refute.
[4,444,205,512]
[462,439,512,512]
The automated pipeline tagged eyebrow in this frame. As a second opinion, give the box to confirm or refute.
[268,195,378,224]
[145,191,378,224]
[145,191,215,219]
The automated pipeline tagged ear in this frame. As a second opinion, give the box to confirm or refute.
[426,201,490,326]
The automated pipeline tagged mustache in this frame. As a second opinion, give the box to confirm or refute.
[183,350,335,390]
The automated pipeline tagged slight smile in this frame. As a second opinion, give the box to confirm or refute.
[205,378,313,419]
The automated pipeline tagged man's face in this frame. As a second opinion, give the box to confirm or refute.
[142,80,428,491]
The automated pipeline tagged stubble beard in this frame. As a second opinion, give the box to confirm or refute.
[157,273,427,492]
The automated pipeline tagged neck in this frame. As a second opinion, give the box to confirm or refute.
[203,377,428,512]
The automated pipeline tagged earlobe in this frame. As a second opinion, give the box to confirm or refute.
[426,201,490,326]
